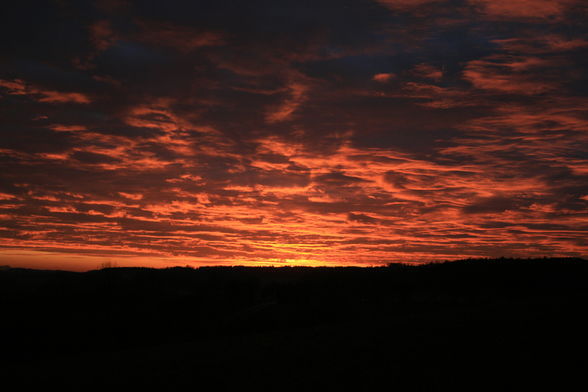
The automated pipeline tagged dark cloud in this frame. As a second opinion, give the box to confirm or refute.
[462,195,533,214]
[314,172,370,185]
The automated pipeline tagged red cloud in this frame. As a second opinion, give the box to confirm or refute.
[0,79,91,103]
[135,20,225,53]
[373,73,395,83]
[469,0,573,19]
[411,64,443,81]
[463,56,555,94]
[37,91,91,104]
[265,80,309,123]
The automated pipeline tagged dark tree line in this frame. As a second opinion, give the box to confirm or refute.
[1,257,587,390]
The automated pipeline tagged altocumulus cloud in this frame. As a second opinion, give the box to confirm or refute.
[0,0,586,269]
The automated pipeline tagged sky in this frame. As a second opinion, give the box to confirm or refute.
[0,0,587,270]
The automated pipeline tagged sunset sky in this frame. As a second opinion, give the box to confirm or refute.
[1,0,587,270]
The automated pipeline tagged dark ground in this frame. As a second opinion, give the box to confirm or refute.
[1,258,587,391]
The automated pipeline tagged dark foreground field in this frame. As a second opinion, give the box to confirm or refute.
[2,258,588,390]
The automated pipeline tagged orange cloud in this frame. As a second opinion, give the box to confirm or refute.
[463,56,555,94]
[412,64,443,81]
[373,73,395,82]
[0,79,91,103]
[265,81,309,123]
[0,79,27,94]
[468,0,573,19]
[37,91,91,104]
[50,125,88,132]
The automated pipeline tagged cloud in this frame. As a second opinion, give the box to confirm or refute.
[0,0,586,268]
[37,91,92,104]
[411,64,443,81]
[468,0,573,19]
[462,195,534,214]
[0,79,92,103]
[90,20,117,52]
[463,56,556,94]
[372,73,395,82]
[265,80,309,123]
[313,172,370,185]
[134,20,224,53]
